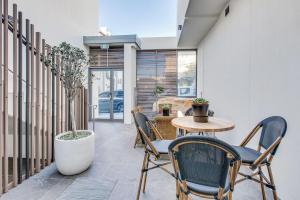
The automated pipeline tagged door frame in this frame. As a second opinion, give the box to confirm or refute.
[88,67,124,122]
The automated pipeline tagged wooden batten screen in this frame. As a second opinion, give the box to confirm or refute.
[0,1,88,194]
[136,50,177,118]
[89,47,124,68]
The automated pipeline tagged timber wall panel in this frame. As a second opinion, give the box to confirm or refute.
[136,50,177,118]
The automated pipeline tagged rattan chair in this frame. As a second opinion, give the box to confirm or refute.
[132,106,145,148]
[233,116,287,200]
[135,112,174,200]
[168,136,241,200]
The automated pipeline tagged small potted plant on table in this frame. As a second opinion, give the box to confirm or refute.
[192,98,209,123]
[162,104,171,116]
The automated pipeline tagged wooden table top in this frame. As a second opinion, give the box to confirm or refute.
[171,116,235,133]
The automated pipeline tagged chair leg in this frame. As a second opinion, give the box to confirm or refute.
[176,180,180,200]
[134,131,140,148]
[258,167,267,200]
[142,153,150,193]
[267,165,278,200]
[228,191,232,200]
[179,192,188,200]
[136,152,148,200]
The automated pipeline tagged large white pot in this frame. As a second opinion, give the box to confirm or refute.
[55,130,95,175]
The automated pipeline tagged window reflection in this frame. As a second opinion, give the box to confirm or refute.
[177,51,197,97]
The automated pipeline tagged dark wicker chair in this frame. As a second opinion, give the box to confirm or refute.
[132,108,142,148]
[168,136,241,200]
[233,116,287,200]
[135,112,174,200]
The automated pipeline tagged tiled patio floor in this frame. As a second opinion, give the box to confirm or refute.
[0,122,272,200]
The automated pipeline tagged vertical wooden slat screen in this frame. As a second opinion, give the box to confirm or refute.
[0,1,88,193]
[51,53,55,162]
[35,32,41,173]
[30,24,35,176]
[17,10,23,184]
[46,46,52,165]
[0,0,3,193]
[56,56,61,134]
[41,39,46,169]
[84,89,88,129]
[61,84,64,132]
[65,93,69,131]
[12,3,18,187]
[25,18,30,179]
[3,0,9,192]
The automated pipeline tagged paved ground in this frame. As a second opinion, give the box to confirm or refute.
[0,122,272,200]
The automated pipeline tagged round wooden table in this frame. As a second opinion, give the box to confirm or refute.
[171,116,235,133]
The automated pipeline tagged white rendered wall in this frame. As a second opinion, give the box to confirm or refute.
[124,44,137,124]
[10,0,99,48]
[140,37,177,50]
[197,0,300,199]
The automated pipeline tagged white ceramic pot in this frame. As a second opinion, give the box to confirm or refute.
[54,130,95,175]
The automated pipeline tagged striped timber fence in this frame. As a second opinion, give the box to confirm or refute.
[0,0,88,194]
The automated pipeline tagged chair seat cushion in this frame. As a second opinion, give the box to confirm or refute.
[186,180,230,196]
[232,146,267,164]
[147,140,173,154]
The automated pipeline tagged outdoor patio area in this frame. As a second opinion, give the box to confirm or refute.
[0,122,272,200]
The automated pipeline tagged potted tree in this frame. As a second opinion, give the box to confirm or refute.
[50,42,95,175]
[162,104,170,116]
[192,98,209,123]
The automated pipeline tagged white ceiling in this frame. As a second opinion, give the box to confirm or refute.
[178,0,229,48]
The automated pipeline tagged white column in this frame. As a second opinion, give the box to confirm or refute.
[123,43,137,124]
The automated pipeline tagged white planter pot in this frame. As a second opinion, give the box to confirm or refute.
[54,130,95,175]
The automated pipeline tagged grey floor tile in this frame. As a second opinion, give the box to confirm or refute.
[1,121,274,200]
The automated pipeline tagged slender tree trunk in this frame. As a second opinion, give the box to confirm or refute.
[70,98,76,138]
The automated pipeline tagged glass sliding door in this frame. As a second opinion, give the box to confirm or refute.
[89,68,124,121]
[112,70,124,120]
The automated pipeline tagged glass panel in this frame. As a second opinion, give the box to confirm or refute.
[112,70,123,120]
[91,70,111,119]
[177,51,197,97]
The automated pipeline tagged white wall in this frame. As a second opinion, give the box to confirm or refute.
[197,0,300,199]
[10,0,99,48]
[124,44,137,124]
[140,37,177,50]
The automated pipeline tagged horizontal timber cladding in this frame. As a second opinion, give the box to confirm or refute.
[89,47,124,68]
[136,50,177,118]
[0,1,88,194]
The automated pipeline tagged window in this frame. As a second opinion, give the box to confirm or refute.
[177,50,197,97]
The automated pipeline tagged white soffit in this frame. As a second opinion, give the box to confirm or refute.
[178,0,229,48]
